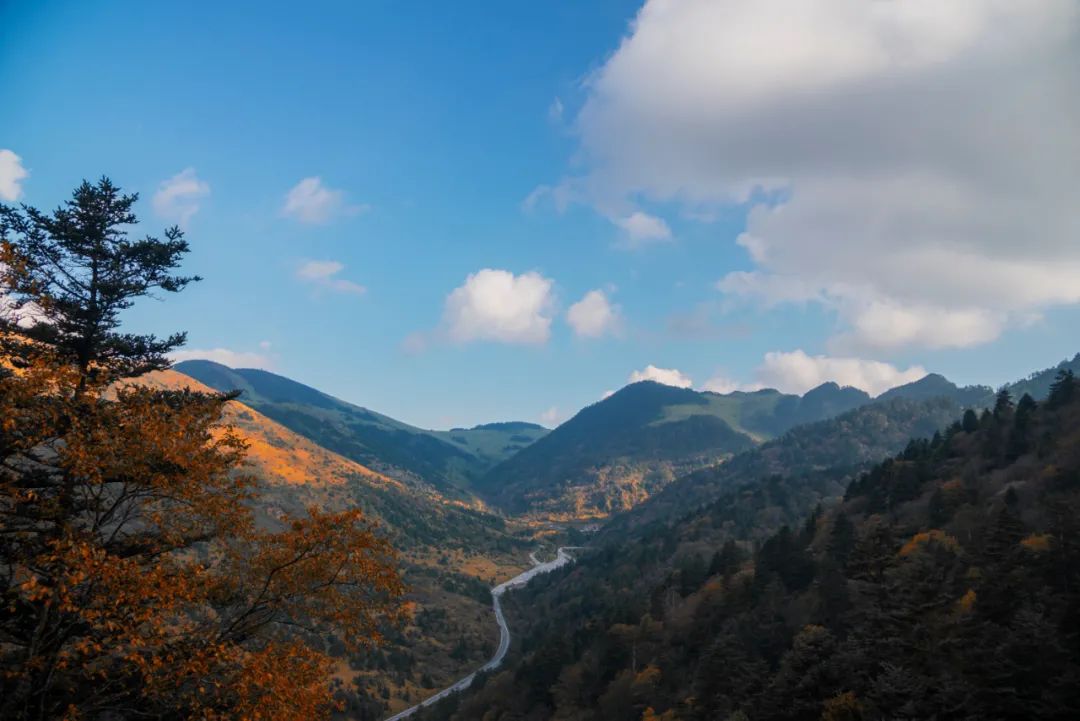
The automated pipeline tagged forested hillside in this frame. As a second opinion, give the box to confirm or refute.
[420,370,1080,721]
[603,396,963,537]
[136,373,535,719]
[477,379,903,518]
[176,360,547,494]
[476,382,756,517]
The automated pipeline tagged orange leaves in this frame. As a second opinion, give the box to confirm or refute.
[954,589,978,615]
[1021,532,1053,553]
[217,507,406,653]
[898,529,960,558]
[1,360,405,719]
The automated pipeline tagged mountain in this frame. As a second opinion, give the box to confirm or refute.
[423,369,1080,721]
[1006,352,1080,400]
[474,381,756,517]
[601,395,963,538]
[877,372,993,405]
[173,360,547,494]
[475,380,889,518]
[139,370,536,719]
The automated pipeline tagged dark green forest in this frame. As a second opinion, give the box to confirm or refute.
[420,370,1080,720]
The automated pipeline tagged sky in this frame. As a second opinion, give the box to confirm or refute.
[2,0,1079,429]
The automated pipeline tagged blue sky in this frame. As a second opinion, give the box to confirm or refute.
[3,1,1079,429]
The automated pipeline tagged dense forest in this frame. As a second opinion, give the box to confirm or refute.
[421,371,1080,720]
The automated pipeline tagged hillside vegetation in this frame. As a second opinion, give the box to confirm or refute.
[420,371,1080,721]
[175,360,547,494]
[475,380,900,518]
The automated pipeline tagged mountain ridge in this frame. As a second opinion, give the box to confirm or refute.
[174,360,548,494]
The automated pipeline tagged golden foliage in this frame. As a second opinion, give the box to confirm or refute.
[0,358,405,720]
[1021,532,1053,553]
[898,529,960,558]
[954,589,978,615]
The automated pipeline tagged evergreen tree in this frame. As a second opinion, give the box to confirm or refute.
[961,408,980,433]
[826,513,856,568]
[0,178,197,386]
[0,179,403,720]
[1047,368,1076,409]
[993,388,1014,419]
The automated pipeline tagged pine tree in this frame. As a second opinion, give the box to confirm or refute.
[0,178,196,386]
[993,388,1014,420]
[961,408,980,433]
[0,179,404,720]
[1047,368,1076,409]
[826,513,856,568]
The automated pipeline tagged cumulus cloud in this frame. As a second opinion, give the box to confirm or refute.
[629,364,693,388]
[281,177,367,224]
[169,348,273,370]
[565,0,1080,350]
[296,260,366,295]
[0,149,28,201]
[152,168,209,227]
[701,374,745,394]
[567,289,622,338]
[442,269,555,345]
[614,211,672,247]
[754,350,927,396]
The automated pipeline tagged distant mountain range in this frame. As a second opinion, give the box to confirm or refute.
[175,353,1080,519]
[165,351,1080,717]
[174,360,547,495]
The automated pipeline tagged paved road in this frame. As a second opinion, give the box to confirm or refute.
[383,548,578,721]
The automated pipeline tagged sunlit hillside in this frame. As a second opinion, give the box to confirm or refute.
[137,370,402,490]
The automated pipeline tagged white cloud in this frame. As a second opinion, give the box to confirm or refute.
[629,364,693,388]
[755,350,927,396]
[281,177,367,224]
[540,406,562,427]
[614,211,672,247]
[442,269,555,345]
[563,0,1080,350]
[601,389,616,400]
[296,260,366,295]
[702,374,745,394]
[567,289,622,338]
[0,150,28,201]
[170,348,273,370]
[152,168,209,227]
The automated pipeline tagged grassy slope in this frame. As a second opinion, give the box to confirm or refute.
[137,370,534,720]
[174,360,546,495]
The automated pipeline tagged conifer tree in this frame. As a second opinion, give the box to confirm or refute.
[0,179,403,720]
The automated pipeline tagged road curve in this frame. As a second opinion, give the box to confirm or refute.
[384,548,579,721]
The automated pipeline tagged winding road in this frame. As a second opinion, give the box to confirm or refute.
[384,547,579,721]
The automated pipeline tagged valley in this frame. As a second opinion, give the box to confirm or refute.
[161,352,1080,720]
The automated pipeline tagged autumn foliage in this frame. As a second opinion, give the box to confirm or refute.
[0,179,404,720]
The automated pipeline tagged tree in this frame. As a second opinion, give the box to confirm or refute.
[1047,369,1076,409]
[826,513,856,568]
[961,408,980,434]
[0,179,404,720]
[0,178,196,387]
[993,388,1014,420]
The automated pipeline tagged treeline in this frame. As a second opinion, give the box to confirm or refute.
[422,372,1080,720]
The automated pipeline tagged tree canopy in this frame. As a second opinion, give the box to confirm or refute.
[1,179,404,720]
